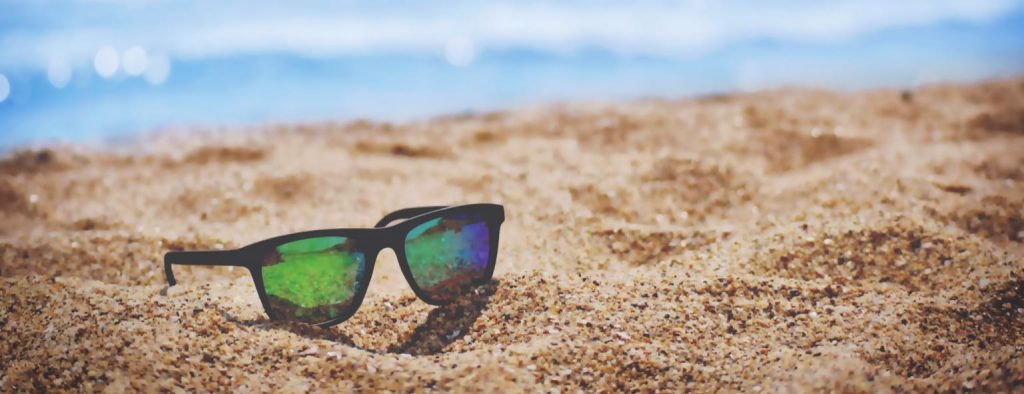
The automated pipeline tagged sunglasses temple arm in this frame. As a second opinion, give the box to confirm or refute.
[374,206,449,228]
[164,250,244,287]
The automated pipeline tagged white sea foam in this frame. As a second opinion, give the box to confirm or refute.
[0,0,1019,72]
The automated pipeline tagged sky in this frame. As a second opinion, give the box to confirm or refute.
[1,0,1023,147]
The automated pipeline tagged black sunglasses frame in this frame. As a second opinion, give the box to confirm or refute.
[164,203,504,327]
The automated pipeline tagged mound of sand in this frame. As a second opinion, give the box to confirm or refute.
[2,78,1023,391]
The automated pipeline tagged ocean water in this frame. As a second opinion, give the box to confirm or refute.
[1,1,1023,149]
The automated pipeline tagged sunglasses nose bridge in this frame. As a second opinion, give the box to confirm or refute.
[361,227,405,265]
[371,225,405,250]
[366,244,403,265]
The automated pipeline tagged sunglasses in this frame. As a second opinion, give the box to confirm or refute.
[164,204,504,327]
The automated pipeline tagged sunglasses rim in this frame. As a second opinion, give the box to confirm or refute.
[164,203,504,327]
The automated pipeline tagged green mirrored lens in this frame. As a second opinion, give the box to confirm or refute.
[404,213,491,302]
[261,236,365,323]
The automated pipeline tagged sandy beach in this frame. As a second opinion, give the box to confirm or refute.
[1,78,1023,391]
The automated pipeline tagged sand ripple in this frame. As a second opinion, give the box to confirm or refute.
[2,78,1023,391]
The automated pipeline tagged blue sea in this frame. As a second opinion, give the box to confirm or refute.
[1,1,1023,149]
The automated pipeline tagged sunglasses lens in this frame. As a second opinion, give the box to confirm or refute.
[404,212,491,302]
[260,236,366,324]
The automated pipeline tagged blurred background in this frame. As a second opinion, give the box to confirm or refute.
[1,0,1023,148]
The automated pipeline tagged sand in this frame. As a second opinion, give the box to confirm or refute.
[1,78,1023,392]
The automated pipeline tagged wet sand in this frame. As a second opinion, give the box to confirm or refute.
[1,78,1023,392]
